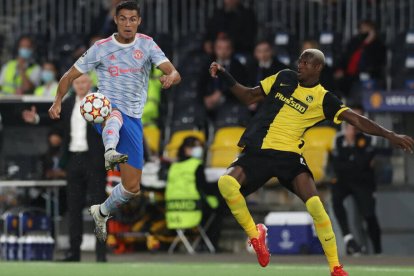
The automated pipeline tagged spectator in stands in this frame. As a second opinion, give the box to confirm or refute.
[141,66,163,126]
[97,0,123,37]
[166,136,223,249]
[335,20,386,101]
[34,61,59,97]
[41,129,66,180]
[301,39,337,96]
[58,74,107,262]
[248,40,288,87]
[198,36,249,124]
[72,35,105,89]
[0,113,2,155]
[330,105,382,255]
[0,35,41,95]
[204,0,257,55]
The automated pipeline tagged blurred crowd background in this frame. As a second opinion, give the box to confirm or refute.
[1,0,414,257]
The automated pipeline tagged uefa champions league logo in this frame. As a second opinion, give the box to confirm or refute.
[279,229,294,249]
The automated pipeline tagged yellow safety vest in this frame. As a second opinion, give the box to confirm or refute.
[166,158,202,229]
[142,68,162,125]
[34,82,58,97]
[1,60,38,94]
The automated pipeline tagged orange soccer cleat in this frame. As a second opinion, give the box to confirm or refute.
[249,224,270,267]
[331,265,349,276]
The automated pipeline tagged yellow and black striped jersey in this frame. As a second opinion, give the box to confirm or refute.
[238,69,348,154]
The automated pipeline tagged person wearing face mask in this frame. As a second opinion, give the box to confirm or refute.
[166,136,223,250]
[34,61,59,97]
[0,35,41,95]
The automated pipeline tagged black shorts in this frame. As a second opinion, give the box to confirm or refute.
[230,148,313,196]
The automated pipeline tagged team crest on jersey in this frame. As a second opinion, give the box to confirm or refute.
[306,95,314,103]
[134,50,143,59]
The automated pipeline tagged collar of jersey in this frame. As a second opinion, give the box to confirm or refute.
[111,33,137,47]
[298,82,320,88]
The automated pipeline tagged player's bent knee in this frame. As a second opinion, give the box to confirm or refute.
[218,175,241,199]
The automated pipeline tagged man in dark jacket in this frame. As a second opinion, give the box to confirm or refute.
[59,74,107,262]
[335,20,386,100]
[330,105,382,255]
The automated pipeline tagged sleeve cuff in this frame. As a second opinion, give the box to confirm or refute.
[155,59,170,67]
[74,64,86,73]
[333,107,349,124]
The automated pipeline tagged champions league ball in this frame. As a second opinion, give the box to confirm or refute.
[80,92,112,124]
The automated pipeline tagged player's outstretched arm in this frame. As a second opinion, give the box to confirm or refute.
[158,61,181,89]
[48,66,82,120]
[339,109,414,153]
[209,62,264,105]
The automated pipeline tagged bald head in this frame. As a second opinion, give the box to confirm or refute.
[301,49,325,66]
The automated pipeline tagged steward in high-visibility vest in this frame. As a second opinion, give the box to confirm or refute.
[142,67,163,125]
[0,36,41,94]
[34,62,59,97]
[166,157,203,229]
[0,60,40,94]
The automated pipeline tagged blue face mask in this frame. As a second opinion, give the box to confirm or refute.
[41,70,55,83]
[18,48,33,59]
[191,146,204,159]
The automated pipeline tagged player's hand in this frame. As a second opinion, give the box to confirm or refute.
[388,132,414,153]
[49,101,62,120]
[159,74,174,89]
[209,62,224,78]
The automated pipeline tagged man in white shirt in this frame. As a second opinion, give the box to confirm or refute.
[58,74,107,262]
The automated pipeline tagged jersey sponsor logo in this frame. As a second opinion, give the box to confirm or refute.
[108,66,119,77]
[306,95,314,103]
[108,65,144,77]
[275,92,308,114]
[134,49,143,59]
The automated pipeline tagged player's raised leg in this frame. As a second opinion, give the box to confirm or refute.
[90,163,141,242]
[102,109,128,170]
[218,166,270,267]
[292,172,348,276]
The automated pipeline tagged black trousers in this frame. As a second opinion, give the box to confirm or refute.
[331,182,382,254]
[66,152,107,260]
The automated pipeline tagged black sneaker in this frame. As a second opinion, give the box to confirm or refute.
[345,238,362,256]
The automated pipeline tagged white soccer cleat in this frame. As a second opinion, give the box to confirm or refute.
[104,148,128,170]
[89,205,110,243]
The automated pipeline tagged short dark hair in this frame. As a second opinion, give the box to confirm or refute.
[116,1,140,16]
[177,136,202,161]
[359,19,376,31]
[17,35,35,47]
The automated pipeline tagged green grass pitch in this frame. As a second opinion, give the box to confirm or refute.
[1,262,414,276]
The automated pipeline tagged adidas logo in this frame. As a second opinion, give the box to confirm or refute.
[109,54,116,61]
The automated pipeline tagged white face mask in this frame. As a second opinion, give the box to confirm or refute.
[191,146,203,159]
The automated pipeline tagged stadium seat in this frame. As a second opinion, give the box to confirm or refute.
[164,130,206,159]
[143,125,161,154]
[302,126,337,183]
[207,127,245,168]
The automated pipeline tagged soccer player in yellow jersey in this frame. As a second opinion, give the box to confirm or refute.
[209,49,414,276]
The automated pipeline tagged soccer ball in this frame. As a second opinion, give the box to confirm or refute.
[80,92,112,123]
